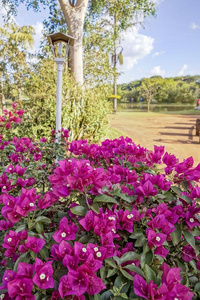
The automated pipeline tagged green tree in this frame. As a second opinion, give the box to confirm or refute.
[87,0,155,111]
[140,77,163,112]
[2,0,155,86]
[0,22,35,104]
[22,56,112,141]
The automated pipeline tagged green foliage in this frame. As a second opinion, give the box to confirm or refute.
[17,57,112,142]
[62,83,112,142]
[118,75,199,105]
[2,0,156,86]
[0,22,35,104]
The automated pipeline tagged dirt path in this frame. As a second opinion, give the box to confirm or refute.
[109,112,200,166]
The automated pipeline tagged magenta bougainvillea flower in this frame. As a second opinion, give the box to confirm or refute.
[53,216,78,243]
[133,274,149,299]
[7,278,34,299]
[0,109,199,299]
[33,258,54,289]
[19,236,45,253]
[146,228,167,250]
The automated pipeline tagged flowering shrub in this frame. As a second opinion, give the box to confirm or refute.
[0,105,200,299]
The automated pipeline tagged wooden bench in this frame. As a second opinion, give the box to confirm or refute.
[196,119,200,143]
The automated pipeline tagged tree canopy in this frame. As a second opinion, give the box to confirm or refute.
[118,75,200,107]
[2,0,156,85]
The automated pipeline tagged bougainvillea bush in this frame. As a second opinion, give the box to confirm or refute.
[0,104,200,300]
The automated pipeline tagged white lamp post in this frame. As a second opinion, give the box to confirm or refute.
[47,32,74,143]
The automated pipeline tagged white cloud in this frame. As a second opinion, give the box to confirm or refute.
[191,22,200,30]
[177,64,188,76]
[32,21,44,48]
[152,51,165,58]
[152,0,164,5]
[118,28,154,72]
[149,65,165,76]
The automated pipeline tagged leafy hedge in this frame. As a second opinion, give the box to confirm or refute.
[0,104,199,300]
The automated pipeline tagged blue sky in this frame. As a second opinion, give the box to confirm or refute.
[1,0,200,83]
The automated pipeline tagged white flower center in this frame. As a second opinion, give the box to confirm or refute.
[132,263,135,266]
[86,163,90,166]
[61,232,66,238]
[130,170,132,173]
[174,298,179,300]
[0,294,5,299]
[7,238,12,242]
[82,247,87,253]
[2,186,6,190]
[96,252,102,258]
[94,247,98,252]
[156,236,161,242]
[29,203,34,207]
[40,273,46,280]
[9,168,12,171]
[189,218,194,223]
[127,214,133,219]
[112,228,116,233]
[108,216,115,221]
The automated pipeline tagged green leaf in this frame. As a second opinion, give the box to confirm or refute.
[183,231,198,255]
[163,191,176,201]
[141,251,153,268]
[144,264,156,283]
[15,224,26,232]
[40,247,49,260]
[30,250,37,260]
[100,266,106,281]
[119,252,139,264]
[34,292,42,300]
[194,282,200,292]
[114,275,130,292]
[54,266,67,281]
[123,265,145,277]
[120,269,133,281]
[111,190,132,203]
[105,258,117,268]
[100,290,113,300]
[90,203,100,214]
[35,222,44,234]
[94,294,101,300]
[171,224,182,246]
[178,195,192,205]
[171,186,182,194]
[70,205,87,216]
[135,235,146,247]
[189,276,198,283]
[195,198,200,203]
[35,216,51,224]
[107,268,117,278]
[113,256,121,265]
[93,194,118,204]
[120,293,128,299]
[14,253,29,272]
[130,229,144,239]
[78,235,91,243]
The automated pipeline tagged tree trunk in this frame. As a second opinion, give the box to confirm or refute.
[113,13,117,114]
[17,81,22,102]
[59,0,89,85]
[147,100,150,112]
